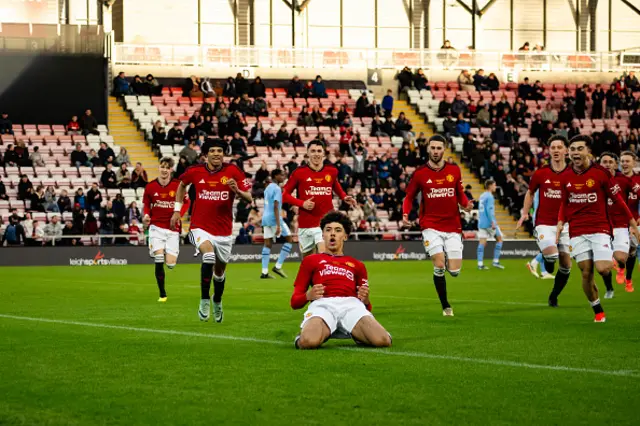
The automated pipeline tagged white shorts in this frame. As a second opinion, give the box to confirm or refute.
[535,224,570,253]
[613,228,630,253]
[148,225,180,257]
[570,233,613,262]
[478,226,502,240]
[298,227,323,253]
[422,228,463,259]
[300,296,373,338]
[263,221,291,240]
[188,228,234,264]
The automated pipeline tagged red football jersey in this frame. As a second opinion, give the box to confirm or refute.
[607,172,632,229]
[143,178,189,232]
[179,163,251,236]
[528,164,567,227]
[283,164,346,229]
[627,174,640,221]
[290,253,371,310]
[402,163,469,233]
[559,163,633,238]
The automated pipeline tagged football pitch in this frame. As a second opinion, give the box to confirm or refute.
[1,259,639,425]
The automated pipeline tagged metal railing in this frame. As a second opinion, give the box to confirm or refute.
[112,44,633,72]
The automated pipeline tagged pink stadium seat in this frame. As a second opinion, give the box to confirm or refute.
[64,167,79,178]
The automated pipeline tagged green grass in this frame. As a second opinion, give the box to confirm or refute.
[1,259,639,425]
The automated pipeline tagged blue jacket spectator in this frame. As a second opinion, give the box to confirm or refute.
[312,75,327,98]
[2,219,25,246]
[382,90,394,117]
[113,72,131,97]
[455,117,471,137]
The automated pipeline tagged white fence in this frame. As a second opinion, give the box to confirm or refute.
[112,44,633,72]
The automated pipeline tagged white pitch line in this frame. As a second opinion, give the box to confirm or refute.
[381,295,548,307]
[0,314,636,379]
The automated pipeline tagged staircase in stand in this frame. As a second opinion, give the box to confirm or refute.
[108,96,159,180]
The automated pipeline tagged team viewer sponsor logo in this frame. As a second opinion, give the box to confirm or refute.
[427,187,455,198]
[199,190,230,201]
[305,186,332,196]
[544,188,562,199]
[568,193,598,204]
[372,244,428,261]
[69,250,128,266]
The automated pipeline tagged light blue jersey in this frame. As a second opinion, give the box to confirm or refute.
[262,182,283,227]
[478,191,496,229]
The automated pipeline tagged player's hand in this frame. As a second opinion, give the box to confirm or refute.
[516,213,528,230]
[464,201,474,212]
[142,214,151,227]
[344,196,357,208]
[491,222,496,230]
[402,214,411,228]
[555,223,563,245]
[357,284,370,305]
[227,178,238,193]
[275,225,281,237]
[306,284,324,301]
[631,225,640,244]
[170,212,181,231]
[302,197,315,211]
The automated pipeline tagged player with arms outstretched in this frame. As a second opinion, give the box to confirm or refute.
[557,135,640,322]
[402,135,473,316]
[261,169,294,279]
[517,135,571,307]
[477,180,505,269]
[599,152,632,298]
[171,139,252,323]
[283,140,355,257]
[291,212,392,349]
[143,157,190,302]
[616,150,639,292]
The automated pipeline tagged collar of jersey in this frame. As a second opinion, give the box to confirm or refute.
[204,163,225,174]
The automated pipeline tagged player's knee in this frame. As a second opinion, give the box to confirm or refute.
[166,263,176,270]
[433,267,446,277]
[298,333,324,349]
[154,254,164,264]
[596,264,611,276]
[448,269,461,277]
[543,252,559,263]
[202,252,216,264]
[370,332,392,348]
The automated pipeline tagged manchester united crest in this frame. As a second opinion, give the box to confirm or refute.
[424,240,430,247]
[346,261,355,268]
[446,174,454,183]
[586,179,595,188]
[325,174,332,182]
[221,176,228,185]
[169,190,175,197]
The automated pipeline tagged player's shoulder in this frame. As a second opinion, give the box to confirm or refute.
[590,163,613,179]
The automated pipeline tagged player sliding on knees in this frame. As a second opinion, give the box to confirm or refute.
[291,212,392,349]
[283,140,356,258]
[142,157,190,302]
[599,152,633,298]
[517,135,571,307]
[557,135,640,322]
[170,139,252,323]
[614,151,639,292]
[402,135,473,317]
[260,169,294,279]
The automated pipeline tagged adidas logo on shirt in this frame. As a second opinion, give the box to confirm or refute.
[427,179,432,184]
[567,183,572,187]
[545,180,551,184]
[154,193,159,196]
[306,177,312,182]
[199,179,206,184]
